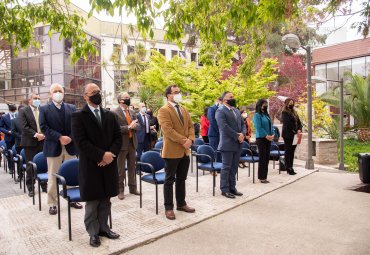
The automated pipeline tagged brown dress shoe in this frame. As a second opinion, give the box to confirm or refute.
[176,205,195,213]
[70,202,83,209]
[165,210,176,220]
[129,189,140,195]
[118,192,125,200]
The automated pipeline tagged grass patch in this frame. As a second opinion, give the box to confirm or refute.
[342,139,370,172]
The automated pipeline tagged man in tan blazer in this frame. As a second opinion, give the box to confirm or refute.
[111,92,140,199]
[157,85,195,220]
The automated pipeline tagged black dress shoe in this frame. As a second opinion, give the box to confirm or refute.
[28,191,34,197]
[70,202,83,209]
[230,190,243,196]
[90,235,101,247]
[221,192,235,199]
[287,168,297,175]
[99,230,120,239]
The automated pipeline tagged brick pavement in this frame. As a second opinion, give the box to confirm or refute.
[0,159,316,255]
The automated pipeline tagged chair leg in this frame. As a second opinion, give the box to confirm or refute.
[68,199,72,241]
[253,163,255,184]
[57,181,61,229]
[248,163,250,177]
[38,180,41,211]
[23,169,26,193]
[139,176,142,209]
[196,167,199,192]
[213,172,216,196]
[155,184,158,215]
[190,153,193,173]
[273,159,275,169]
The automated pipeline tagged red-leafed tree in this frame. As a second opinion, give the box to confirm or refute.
[269,54,307,121]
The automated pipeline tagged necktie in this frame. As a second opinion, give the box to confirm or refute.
[143,114,148,133]
[175,104,184,125]
[125,109,133,138]
[94,108,101,124]
[35,108,41,133]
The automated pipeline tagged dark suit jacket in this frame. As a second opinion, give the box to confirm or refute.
[71,104,122,201]
[111,106,138,150]
[215,105,246,152]
[19,106,40,147]
[0,113,15,143]
[207,104,219,137]
[11,117,22,148]
[281,110,302,139]
[136,113,151,144]
[39,102,77,157]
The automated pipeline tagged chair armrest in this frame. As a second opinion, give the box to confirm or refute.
[270,143,280,156]
[194,153,214,167]
[241,148,256,160]
[54,173,67,198]
[137,162,158,181]
[27,161,37,177]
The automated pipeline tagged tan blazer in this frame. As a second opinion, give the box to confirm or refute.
[157,103,195,158]
[111,106,139,150]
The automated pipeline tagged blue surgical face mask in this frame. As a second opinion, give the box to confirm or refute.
[32,99,40,108]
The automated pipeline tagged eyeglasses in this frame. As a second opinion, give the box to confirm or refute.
[171,91,181,95]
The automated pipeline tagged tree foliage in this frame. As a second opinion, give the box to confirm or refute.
[0,0,96,63]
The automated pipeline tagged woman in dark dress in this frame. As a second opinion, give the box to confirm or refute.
[281,98,302,175]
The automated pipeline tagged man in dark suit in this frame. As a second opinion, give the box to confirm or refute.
[71,83,122,247]
[11,105,25,182]
[207,97,222,162]
[19,93,45,197]
[215,91,246,199]
[157,85,195,220]
[136,102,152,160]
[0,104,17,174]
[39,83,81,215]
[111,92,140,200]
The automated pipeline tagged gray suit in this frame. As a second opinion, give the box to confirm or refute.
[111,106,139,193]
[215,105,246,193]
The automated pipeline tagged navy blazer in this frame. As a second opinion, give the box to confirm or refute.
[0,113,16,143]
[11,117,22,148]
[136,112,151,144]
[39,102,77,157]
[207,104,219,137]
[215,105,246,152]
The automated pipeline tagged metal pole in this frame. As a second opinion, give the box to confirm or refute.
[339,78,345,170]
[305,46,315,169]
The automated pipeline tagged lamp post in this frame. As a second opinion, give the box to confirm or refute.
[282,34,314,170]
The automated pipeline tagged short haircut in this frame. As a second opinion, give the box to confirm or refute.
[49,83,64,93]
[28,93,39,100]
[165,85,178,98]
[220,91,231,100]
[117,92,129,102]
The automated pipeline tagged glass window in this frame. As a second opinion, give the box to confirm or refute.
[92,63,100,80]
[64,54,74,74]
[315,64,327,95]
[51,33,64,53]
[159,49,166,56]
[52,74,64,84]
[127,45,135,55]
[326,62,338,90]
[366,56,370,76]
[339,60,351,84]
[75,58,85,77]
[65,39,72,54]
[52,53,64,74]
[171,50,178,58]
[179,51,186,59]
[352,57,366,76]
[28,57,41,76]
[191,53,197,62]
[40,35,51,54]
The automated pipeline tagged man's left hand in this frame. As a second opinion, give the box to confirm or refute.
[182,138,192,149]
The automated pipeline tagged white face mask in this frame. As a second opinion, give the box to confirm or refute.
[52,92,64,103]
[173,93,183,103]
[242,113,248,119]
[140,107,147,113]
[32,99,40,108]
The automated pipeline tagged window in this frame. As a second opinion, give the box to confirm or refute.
[326,62,338,89]
[339,60,351,84]
[51,53,64,74]
[159,49,166,56]
[191,53,197,62]
[51,33,64,53]
[179,51,186,59]
[171,50,178,58]
[352,57,366,76]
[113,44,122,62]
[64,54,74,74]
[315,64,327,95]
[127,45,135,55]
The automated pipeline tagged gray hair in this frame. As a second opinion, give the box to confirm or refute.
[28,93,39,100]
[117,92,129,101]
[49,83,64,93]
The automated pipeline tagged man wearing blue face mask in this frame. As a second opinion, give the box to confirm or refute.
[19,93,46,197]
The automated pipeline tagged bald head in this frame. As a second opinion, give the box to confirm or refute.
[84,83,100,94]
[83,83,101,107]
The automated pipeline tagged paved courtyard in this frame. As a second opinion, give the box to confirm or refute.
[0,159,316,255]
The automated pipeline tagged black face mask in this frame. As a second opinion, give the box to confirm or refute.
[226,98,236,107]
[121,98,131,106]
[262,106,268,112]
[289,105,294,109]
[89,93,102,105]
[147,111,153,116]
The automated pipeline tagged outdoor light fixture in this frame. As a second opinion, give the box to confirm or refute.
[282,34,314,170]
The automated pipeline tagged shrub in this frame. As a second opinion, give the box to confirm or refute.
[343,139,370,172]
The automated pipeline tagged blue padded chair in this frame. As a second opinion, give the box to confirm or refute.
[152,141,163,153]
[0,140,7,172]
[269,141,285,173]
[190,138,205,173]
[0,140,5,168]
[137,151,166,215]
[7,145,17,180]
[195,145,222,196]
[239,142,260,184]
[17,149,27,193]
[55,159,81,241]
[28,152,48,210]
[158,137,163,142]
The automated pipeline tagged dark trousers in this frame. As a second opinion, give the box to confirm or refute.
[24,142,44,192]
[15,146,22,177]
[117,139,137,193]
[283,137,297,170]
[220,150,241,193]
[256,138,271,180]
[163,155,190,210]
[137,133,151,160]
[84,198,111,236]
[208,135,221,162]
[202,136,209,144]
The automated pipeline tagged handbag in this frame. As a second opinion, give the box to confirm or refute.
[279,157,286,171]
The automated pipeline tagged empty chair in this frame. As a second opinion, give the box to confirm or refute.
[137,151,166,214]
[195,145,222,196]
[269,141,285,173]
[28,152,48,210]
[152,141,163,153]
[239,142,259,183]
[190,138,205,173]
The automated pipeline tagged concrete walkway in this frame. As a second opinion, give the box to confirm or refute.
[127,171,370,255]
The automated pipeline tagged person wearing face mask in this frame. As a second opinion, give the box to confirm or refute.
[111,92,140,199]
[71,83,122,247]
[215,91,246,199]
[19,93,46,197]
[146,108,160,148]
[207,97,223,162]
[136,102,152,160]
[240,110,252,143]
[0,103,17,174]
[157,85,195,220]
[39,83,81,215]
[281,98,302,175]
[253,99,275,183]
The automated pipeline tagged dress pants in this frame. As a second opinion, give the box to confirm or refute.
[84,198,111,236]
[283,137,296,170]
[47,146,76,207]
[163,155,189,210]
[117,138,137,193]
[208,135,221,162]
[220,150,241,193]
[256,138,271,180]
[137,133,151,160]
[25,142,44,192]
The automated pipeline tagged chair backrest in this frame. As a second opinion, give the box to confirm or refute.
[32,152,48,174]
[58,159,79,186]
[11,145,17,156]
[20,149,25,159]
[158,137,163,141]
[196,145,215,163]
[240,141,250,157]
[0,140,6,150]
[154,141,163,150]
[194,138,205,146]
[140,151,165,173]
